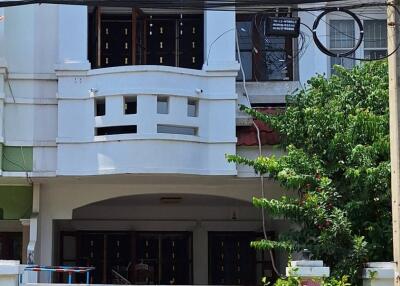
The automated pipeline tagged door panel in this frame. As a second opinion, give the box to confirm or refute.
[0,232,21,260]
[78,233,105,283]
[101,14,132,67]
[178,18,203,69]
[135,232,192,285]
[60,231,192,284]
[147,18,176,66]
[209,232,257,285]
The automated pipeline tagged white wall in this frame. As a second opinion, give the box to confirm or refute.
[1,4,58,176]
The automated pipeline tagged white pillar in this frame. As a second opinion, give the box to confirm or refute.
[193,222,208,284]
[0,8,6,68]
[363,262,395,286]
[203,10,238,71]
[0,260,25,286]
[19,219,30,264]
[298,10,329,83]
[0,8,5,146]
[286,260,330,286]
[57,5,90,70]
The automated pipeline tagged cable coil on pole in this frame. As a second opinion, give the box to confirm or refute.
[312,7,364,57]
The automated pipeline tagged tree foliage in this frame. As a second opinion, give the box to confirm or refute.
[228,62,391,283]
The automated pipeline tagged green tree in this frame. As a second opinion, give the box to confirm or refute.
[228,61,392,284]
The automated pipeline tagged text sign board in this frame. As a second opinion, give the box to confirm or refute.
[266,17,300,37]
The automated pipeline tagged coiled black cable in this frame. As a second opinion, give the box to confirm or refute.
[312,7,364,58]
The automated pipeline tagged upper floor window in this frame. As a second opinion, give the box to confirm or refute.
[329,18,387,74]
[89,8,204,70]
[329,20,356,73]
[236,14,294,81]
[364,20,387,59]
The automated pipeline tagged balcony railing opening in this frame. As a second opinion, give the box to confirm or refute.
[88,7,204,70]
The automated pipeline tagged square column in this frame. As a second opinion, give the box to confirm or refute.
[57,5,90,70]
[193,222,208,284]
[203,10,239,71]
[19,219,30,264]
[0,8,6,68]
[298,11,328,83]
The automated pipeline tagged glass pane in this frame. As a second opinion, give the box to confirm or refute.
[265,36,286,50]
[364,20,387,49]
[237,21,252,50]
[330,51,355,74]
[365,49,387,60]
[157,125,197,136]
[265,51,289,80]
[63,236,76,261]
[237,52,252,81]
[330,20,355,49]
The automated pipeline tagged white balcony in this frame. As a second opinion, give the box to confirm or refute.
[56,65,238,176]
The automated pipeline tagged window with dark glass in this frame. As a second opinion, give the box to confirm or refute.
[89,8,204,70]
[236,14,294,81]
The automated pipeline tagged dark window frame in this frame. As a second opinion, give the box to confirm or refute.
[89,8,204,70]
[236,14,294,82]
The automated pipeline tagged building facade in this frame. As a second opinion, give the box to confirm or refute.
[0,1,387,284]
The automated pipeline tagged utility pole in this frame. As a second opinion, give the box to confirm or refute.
[388,0,400,285]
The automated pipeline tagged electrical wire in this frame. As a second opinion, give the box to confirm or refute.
[205,28,235,65]
[0,0,367,11]
[308,3,400,62]
[236,26,285,279]
[312,7,365,57]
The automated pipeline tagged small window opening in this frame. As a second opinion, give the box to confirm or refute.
[188,99,198,117]
[157,96,169,114]
[124,96,137,114]
[95,98,105,116]
[157,125,197,136]
[96,125,137,136]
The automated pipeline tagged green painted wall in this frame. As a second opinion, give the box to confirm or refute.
[0,186,32,219]
[2,146,33,172]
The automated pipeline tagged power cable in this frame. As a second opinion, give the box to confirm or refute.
[312,7,364,57]
[236,26,285,279]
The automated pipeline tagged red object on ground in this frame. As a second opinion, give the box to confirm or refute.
[301,278,322,286]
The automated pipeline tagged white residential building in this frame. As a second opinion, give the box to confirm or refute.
[0,1,387,284]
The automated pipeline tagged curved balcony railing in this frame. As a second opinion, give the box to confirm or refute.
[56,65,237,176]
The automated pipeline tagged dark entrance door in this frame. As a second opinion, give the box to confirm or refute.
[208,232,276,285]
[59,231,192,285]
[59,231,131,284]
[0,232,22,260]
[135,232,193,285]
